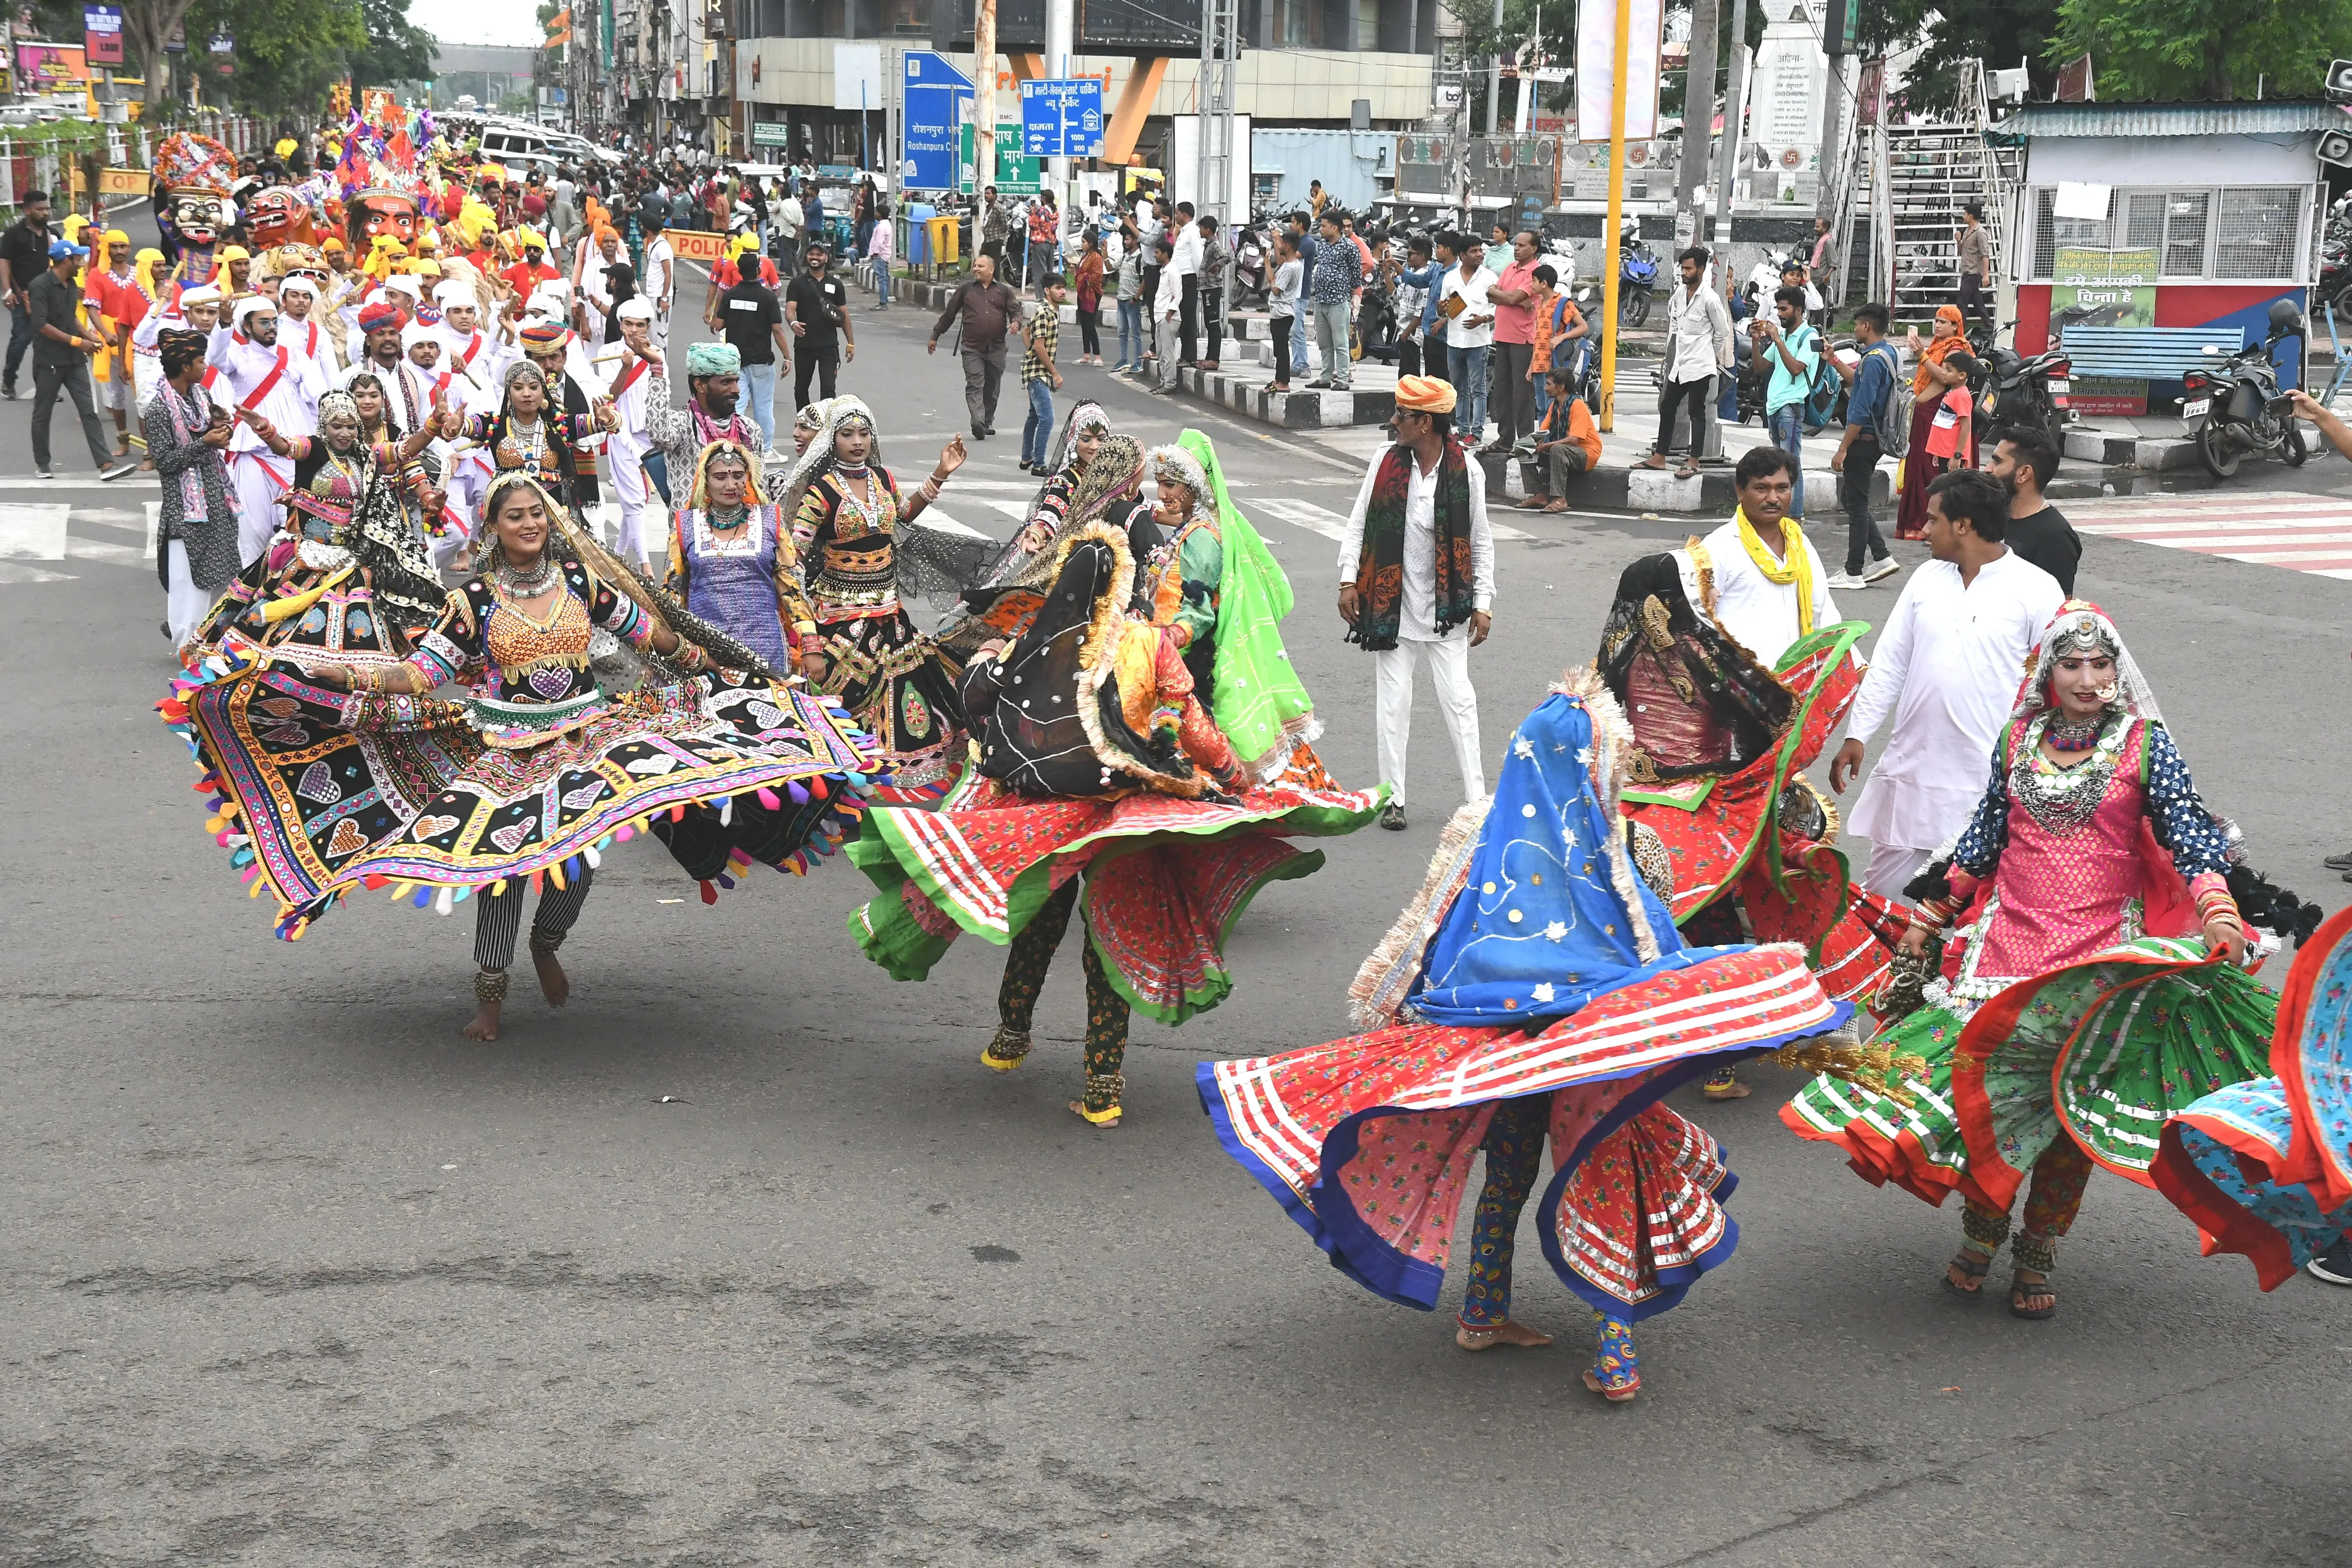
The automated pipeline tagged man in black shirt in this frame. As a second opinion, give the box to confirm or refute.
[715,263,789,450]
[29,239,137,480]
[0,188,55,398]
[783,239,853,412]
[1986,425,2081,594]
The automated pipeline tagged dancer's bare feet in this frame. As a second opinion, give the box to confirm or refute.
[465,967,509,1040]
[1069,1099,1121,1128]
[463,1000,501,1040]
[1455,1319,1553,1351]
[531,941,570,1007]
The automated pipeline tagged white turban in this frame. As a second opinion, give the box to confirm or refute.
[616,296,656,322]
[232,295,274,327]
[433,279,473,305]
[278,275,318,298]
[179,284,222,307]
[401,322,442,355]
[382,274,424,299]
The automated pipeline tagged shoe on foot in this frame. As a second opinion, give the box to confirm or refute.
[100,456,141,482]
[1379,801,1407,832]
[33,468,54,480]
[2324,849,2352,871]
[2307,1235,2352,1285]
[1864,555,1900,582]
[1701,1069,1751,1100]
[1823,571,1872,590]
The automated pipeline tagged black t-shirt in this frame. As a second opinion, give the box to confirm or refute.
[2005,505,2081,596]
[1,216,52,296]
[719,277,782,366]
[785,270,849,354]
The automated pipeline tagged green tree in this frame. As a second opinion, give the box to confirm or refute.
[184,0,367,115]
[351,0,438,89]
[2048,0,2352,99]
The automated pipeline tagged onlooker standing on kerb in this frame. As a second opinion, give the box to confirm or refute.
[29,238,139,481]
[1,188,56,399]
[1825,300,1901,590]
[1026,190,1060,297]
[783,239,852,409]
[1754,284,1823,520]
[772,182,804,276]
[1484,230,1543,455]
[1267,231,1301,394]
[928,252,1023,439]
[1018,276,1066,473]
[1437,233,1496,439]
[1195,213,1227,371]
[1641,247,1731,478]
[1956,201,1993,329]
[1170,201,1202,369]
[1307,209,1357,391]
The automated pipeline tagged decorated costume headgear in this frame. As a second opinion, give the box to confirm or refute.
[685,340,741,378]
[317,389,361,429]
[2012,600,2162,726]
[1146,443,1209,517]
[157,327,208,378]
[689,439,767,507]
[335,103,446,253]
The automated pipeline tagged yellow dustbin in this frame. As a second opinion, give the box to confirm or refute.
[926,215,960,269]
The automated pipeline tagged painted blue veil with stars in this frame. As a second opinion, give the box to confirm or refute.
[1404,687,1725,1028]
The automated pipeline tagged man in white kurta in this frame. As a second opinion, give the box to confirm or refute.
[275,277,341,388]
[1336,376,1498,831]
[1674,452,1842,670]
[210,296,326,564]
[591,296,662,570]
[1829,469,2065,902]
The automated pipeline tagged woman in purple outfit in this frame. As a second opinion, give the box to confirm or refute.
[663,440,823,680]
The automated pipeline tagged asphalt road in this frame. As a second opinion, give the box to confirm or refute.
[3,257,2350,1566]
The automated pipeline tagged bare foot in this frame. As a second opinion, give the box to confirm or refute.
[1455,1318,1553,1351]
[532,945,570,1008]
[1582,1367,1639,1402]
[464,1000,501,1041]
[1069,1099,1121,1128]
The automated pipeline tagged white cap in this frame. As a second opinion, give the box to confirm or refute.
[433,279,473,305]
[616,296,656,322]
[180,284,222,307]
[278,275,319,297]
[232,295,274,326]
[382,273,424,299]
[401,322,440,353]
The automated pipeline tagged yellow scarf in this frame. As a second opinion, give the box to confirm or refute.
[1733,506,1813,638]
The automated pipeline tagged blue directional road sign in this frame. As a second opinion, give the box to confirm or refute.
[902,51,974,191]
[1019,78,1105,159]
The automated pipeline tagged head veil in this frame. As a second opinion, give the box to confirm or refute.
[929,434,1148,661]
[1172,429,1322,782]
[1594,552,1793,783]
[2012,600,2163,727]
[773,394,880,528]
[1022,397,1108,510]
[973,523,1204,800]
[1349,669,1691,1031]
[473,469,787,683]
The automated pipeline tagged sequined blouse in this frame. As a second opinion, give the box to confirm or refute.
[404,560,656,746]
[1144,510,1223,690]
[282,436,418,533]
[454,409,600,496]
[1952,713,2230,881]
[790,465,905,620]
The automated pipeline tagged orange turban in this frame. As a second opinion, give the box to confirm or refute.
[1395,375,1458,415]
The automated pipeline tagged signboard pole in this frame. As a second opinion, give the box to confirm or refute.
[974,0,997,198]
[1709,0,1750,268]
[1598,0,1631,431]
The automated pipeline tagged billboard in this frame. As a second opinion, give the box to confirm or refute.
[1575,0,1665,142]
[83,5,123,67]
[17,43,90,90]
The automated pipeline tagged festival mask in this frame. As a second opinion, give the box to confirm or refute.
[172,191,233,248]
[246,187,308,250]
[353,193,421,249]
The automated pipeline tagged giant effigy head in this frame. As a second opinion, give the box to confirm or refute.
[154,132,238,250]
[335,104,444,257]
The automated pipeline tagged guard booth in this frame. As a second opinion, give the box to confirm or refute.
[2006,100,2333,413]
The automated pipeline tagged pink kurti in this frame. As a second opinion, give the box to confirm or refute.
[1962,725,2150,990]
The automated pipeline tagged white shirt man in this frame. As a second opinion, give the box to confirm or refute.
[1662,263,1734,386]
[275,277,340,385]
[643,228,676,349]
[433,283,504,403]
[395,324,458,436]
[1438,262,1494,350]
[210,295,327,564]
[593,296,663,569]
[1170,215,1203,280]
[572,227,625,336]
[1674,516,1841,669]
[1336,389,1499,823]
[1836,536,2064,901]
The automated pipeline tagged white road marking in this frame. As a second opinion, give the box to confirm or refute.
[0,561,75,583]
[2066,490,2352,578]
[1249,493,1530,542]
[0,504,70,559]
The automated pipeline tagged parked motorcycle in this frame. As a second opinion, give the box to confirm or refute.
[1976,319,2073,444]
[2185,335,2307,480]
[1618,237,1660,328]
[1231,224,1270,309]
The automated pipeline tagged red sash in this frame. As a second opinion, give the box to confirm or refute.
[237,345,289,412]
[609,355,652,401]
[455,331,483,368]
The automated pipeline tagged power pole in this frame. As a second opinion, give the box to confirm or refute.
[1046,0,1072,197]
[1709,0,1749,262]
[1484,0,1503,135]
[974,0,997,195]
[1678,0,1717,225]
[1199,0,1239,222]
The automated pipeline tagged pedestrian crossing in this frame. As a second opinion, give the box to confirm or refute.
[0,502,155,582]
[2064,491,2352,580]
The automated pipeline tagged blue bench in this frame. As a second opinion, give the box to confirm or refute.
[2057,326,2244,381]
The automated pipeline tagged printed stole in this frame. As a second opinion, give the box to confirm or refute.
[1348,438,1475,652]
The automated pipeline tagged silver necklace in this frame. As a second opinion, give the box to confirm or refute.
[496,551,558,595]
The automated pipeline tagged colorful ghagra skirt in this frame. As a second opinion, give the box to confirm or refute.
[848,770,1384,1024]
[1782,936,2277,1211]
[1200,943,1850,1319]
[2153,906,2352,1289]
[161,651,881,940]
[813,605,966,803]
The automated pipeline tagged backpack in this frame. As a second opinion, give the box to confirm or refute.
[1861,340,1912,457]
[1795,326,1841,432]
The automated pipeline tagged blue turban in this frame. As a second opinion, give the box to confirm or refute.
[686,340,741,377]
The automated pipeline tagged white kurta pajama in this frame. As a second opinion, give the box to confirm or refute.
[1337,443,1498,810]
[1841,550,2066,901]
[594,344,661,565]
[208,323,326,565]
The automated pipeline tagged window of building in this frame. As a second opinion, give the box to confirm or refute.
[2025,183,2306,283]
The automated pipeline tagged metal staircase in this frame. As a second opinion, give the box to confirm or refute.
[1837,60,2019,327]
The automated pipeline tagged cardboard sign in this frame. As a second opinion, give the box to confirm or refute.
[99,166,149,194]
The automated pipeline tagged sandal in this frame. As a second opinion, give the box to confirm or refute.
[1942,1250,1990,1300]
[1069,1099,1121,1128]
[1542,500,1569,513]
[1673,464,1700,480]
[2008,1271,2056,1320]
